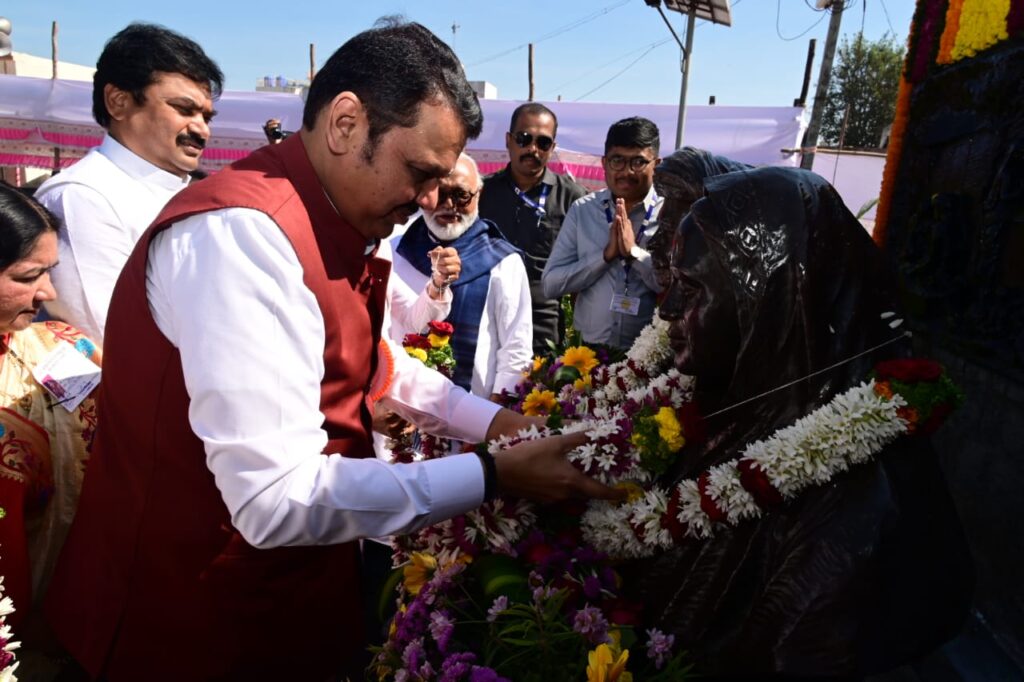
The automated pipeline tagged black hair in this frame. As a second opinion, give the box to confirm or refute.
[92,23,224,128]
[0,183,59,270]
[303,18,482,158]
[509,102,558,136]
[604,117,660,156]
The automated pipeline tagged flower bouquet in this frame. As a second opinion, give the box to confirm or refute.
[387,322,458,464]
[0,509,21,682]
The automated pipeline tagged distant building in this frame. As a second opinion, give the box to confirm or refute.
[468,80,497,100]
[255,75,309,97]
[7,51,94,80]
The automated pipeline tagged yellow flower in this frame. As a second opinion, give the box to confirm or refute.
[427,333,449,348]
[653,406,686,452]
[522,388,557,416]
[561,345,599,375]
[614,481,646,503]
[405,347,428,363]
[532,356,547,373]
[573,373,593,392]
[586,640,632,682]
[402,552,437,596]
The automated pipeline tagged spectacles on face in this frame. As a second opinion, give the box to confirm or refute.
[513,131,554,152]
[606,154,654,172]
[437,187,479,209]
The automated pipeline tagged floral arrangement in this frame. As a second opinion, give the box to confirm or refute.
[374,315,962,680]
[386,322,459,464]
[0,509,21,682]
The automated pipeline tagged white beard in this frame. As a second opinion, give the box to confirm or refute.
[424,208,478,242]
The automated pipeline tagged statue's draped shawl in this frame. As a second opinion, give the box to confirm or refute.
[634,166,972,676]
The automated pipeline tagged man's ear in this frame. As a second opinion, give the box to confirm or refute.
[104,83,133,123]
[324,91,363,156]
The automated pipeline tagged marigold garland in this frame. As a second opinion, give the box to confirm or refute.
[937,0,966,63]
[951,0,1010,61]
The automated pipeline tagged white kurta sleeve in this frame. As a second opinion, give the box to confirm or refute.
[490,254,534,395]
[146,208,488,549]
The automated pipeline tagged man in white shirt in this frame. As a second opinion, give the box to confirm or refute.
[542,117,665,350]
[392,153,532,401]
[33,23,223,344]
[45,20,619,679]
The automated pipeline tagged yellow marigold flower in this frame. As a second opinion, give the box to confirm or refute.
[614,481,646,503]
[587,641,633,682]
[405,347,428,363]
[561,345,599,375]
[427,332,449,348]
[522,388,557,416]
[654,406,686,452]
[402,552,437,596]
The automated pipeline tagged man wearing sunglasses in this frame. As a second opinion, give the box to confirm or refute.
[392,153,532,402]
[542,117,664,351]
[479,103,587,357]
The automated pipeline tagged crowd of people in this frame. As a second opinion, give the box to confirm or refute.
[0,16,971,682]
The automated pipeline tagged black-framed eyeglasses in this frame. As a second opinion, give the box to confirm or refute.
[606,154,654,172]
[437,187,479,208]
[513,131,554,152]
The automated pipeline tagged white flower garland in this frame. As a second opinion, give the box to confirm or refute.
[580,380,910,558]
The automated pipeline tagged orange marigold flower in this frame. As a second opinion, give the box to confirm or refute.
[874,381,894,400]
[897,406,920,433]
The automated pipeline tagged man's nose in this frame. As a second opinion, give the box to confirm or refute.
[416,180,441,211]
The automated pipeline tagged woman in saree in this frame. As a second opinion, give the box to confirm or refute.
[637,165,973,677]
[0,183,100,636]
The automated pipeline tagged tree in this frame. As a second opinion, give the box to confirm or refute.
[820,32,905,149]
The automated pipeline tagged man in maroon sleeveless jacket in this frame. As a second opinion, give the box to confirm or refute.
[44,20,620,681]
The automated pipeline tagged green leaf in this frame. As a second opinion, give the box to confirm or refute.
[376,565,405,624]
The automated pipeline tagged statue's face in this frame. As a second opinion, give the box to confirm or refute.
[659,214,739,382]
[651,171,701,290]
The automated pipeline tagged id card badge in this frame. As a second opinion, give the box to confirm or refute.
[31,342,101,412]
[609,293,641,316]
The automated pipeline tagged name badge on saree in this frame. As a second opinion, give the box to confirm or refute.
[32,343,101,412]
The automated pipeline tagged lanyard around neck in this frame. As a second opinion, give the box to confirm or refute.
[513,183,550,217]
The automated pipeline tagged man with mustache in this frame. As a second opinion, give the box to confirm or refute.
[541,117,665,350]
[478,102,587,356]
[392,153,532,401]
[34,23,222,345]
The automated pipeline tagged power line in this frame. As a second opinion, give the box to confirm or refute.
[568,0,745,102]
[778,0,829,41]
[541,37,674,98]
[467,0,630,67]
[878,0,896,34]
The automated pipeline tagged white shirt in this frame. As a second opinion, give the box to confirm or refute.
[145,207,500,548]
[389,232,533,398]
[542,187,663,349]
[34,135,189,345]
[376,237,451,340]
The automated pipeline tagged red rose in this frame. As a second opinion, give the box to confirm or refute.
[428,320,454,336]
[402,333,432,350]
[874,358,943,383]
[737,459,784,508]
[697,472,728,524]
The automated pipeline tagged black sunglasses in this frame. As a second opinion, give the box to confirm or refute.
[513,131,554,152]
[437,187,479,209]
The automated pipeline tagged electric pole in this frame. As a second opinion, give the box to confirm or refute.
[800,0,844,170]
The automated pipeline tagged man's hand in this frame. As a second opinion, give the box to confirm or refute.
[603,220,621,263]
[372,404,413,440]
[428,246,461,299]
[615,198,636,257]
[493,431,627,503]
[484,408,545,442]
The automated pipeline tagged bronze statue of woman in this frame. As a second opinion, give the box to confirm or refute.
[633,158,973,677]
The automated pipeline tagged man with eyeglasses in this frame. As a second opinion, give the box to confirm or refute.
[392,153,532,401]
[542,117,665,351]
[479,102,587,356]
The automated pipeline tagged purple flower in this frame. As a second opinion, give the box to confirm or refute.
[440,652,477,681]
[429,610,455,652]
[395,669,410,682]
[486,595,509,622]
[470,666,511,682]
[572,604,610,644]
[646,627,675,669]
[402,637,426,672]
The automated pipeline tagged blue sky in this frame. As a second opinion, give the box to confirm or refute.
[4,1,914,106]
